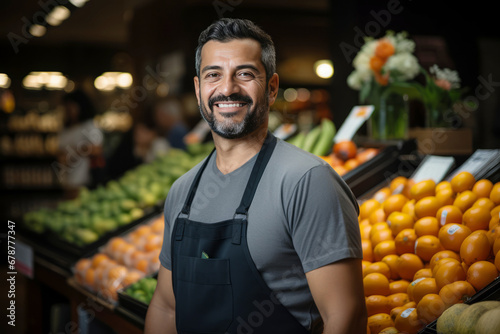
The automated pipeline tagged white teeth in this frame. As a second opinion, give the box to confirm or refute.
[217,103,244,108]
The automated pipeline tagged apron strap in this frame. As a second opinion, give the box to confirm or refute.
[235,132,277,216]
[180,148,216,215]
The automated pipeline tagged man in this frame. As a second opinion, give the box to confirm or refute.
[145,18,367,334]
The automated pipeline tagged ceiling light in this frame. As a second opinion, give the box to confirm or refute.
[69,0,90,8]
[314,60,334,79]
[0,74,11,88]
[94,72,133,91]
[116,73,133,88]
[283,88,298,102]
[29,24,47,37]
[22,72,68,90]
[46,6,71,26]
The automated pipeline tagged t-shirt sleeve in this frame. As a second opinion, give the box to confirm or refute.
[286,164,362,273]
[159,196,173,270]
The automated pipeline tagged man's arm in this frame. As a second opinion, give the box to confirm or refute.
[144,265,177,334]
[306,258,367,334]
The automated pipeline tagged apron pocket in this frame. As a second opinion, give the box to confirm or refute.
[176,256,233,333]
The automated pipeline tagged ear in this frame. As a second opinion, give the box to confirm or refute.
[193,76,201,105]
[267,73,279,106]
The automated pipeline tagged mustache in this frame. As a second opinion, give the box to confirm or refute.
[208,94,253,110]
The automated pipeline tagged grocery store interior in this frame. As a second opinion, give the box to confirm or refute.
[1,0,500,333]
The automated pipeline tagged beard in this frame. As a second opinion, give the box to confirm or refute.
[198,90,269,139]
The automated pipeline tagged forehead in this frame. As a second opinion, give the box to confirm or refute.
[200,39,264,68]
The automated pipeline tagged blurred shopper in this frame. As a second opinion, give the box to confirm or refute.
[153,96,189,150]
[56,89,104,189]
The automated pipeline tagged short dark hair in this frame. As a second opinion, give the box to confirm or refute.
[195,18,276,83]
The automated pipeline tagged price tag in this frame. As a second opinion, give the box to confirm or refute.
[334,105,374,142]
[411,155,455,183]
[273,123,297,140]
[447,149,500,180]
[14,240,34,279]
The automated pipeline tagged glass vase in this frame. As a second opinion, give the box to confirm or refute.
[425,98,452,128]
[367,89,410,140]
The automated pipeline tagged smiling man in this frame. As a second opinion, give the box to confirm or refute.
[145,18,367,334]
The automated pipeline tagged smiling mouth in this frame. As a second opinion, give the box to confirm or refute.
[215,102,247,108]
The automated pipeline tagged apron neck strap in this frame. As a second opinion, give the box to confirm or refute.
[235,132,277,216]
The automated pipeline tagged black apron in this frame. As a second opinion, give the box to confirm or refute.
[171,133,310,334]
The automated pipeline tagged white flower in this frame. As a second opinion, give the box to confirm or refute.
[429,65,461,89]
[385,53,420,81]
[347,71,363,90]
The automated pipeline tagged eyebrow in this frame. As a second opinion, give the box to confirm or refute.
[201,64,261,74]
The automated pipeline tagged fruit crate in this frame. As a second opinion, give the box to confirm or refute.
[28,206,161,260]
[418,277,500,334]
[116,274,158,325]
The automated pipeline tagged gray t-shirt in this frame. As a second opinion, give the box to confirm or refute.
[160,138,362,330]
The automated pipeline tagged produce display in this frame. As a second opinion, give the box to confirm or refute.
[122,276,158,305]
[286,118,380,175]
[359,172,500,334]
[73,214,164,303]
[436,300,500,334]
[21,143,213,246]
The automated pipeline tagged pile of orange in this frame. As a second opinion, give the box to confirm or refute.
[359,172,500,334]
[73,214,164,302]
[320,140,380,176]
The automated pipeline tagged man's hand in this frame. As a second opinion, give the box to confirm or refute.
[144,265,177,334]
[306,258,367,334]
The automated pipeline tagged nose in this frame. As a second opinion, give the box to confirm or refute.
[220,74,240,96]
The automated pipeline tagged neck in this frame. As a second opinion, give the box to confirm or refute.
[212,125,269,175]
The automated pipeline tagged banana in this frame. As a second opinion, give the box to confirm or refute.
[302,125,322,153]
[311,118,336,156]
[287,131,305,149]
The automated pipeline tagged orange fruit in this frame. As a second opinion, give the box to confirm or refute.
[122,270,144,286]
[136,259,149,273]
[84,267,96,288]
[438,280,476,308]
[344,158,360,171]
[371,228,394,247]
[491,205,500,218]
[466,260,499,291]
[493,236,500,255]
[410,179,436,201]
[490,214,500,230]
[333,140,357,161]
[486,225,500,247]
[401,199,416,220]
[434,258,466,291]
[387,212,414,237]
[374,240,397,262]
[369,208,387,225]
[394,229,417,255]
[435,188,455,207]
[414,196,441,219]
[495,249,500,271]
[431,257,458,277]
[356,147,380,164]
[360,222,373,240]
[374,187,392,203]
[75,258,92,273]
[365,261,392,279]
[394,307,424,334]
[460,230,492,266]
[414,217,440,237]
[438,223,472,252]
[451,171,476,193]
[416,293,446,325]
[397,253,424,281]
[361,199,382,220]
[107,265,128,282]
[381,254,400,280]
[453,190,478,213]
[367,313,395,334]
[490,182,500,205]
[436,180,452,193]
[390,279,410,294]
[91,253,110,269]
[370,222,391,236]
[402,179,416,200]
[406,277,425,303]
[366,295,391,316]
[390,176,408,194]
[413,268,433,281]
[414,235,443,262]
[363,239,374,262]
[364,272,391,296]
[362,260,372,276]
[390,306,406,323]
[472,178,493,198]
[462,206,491,231]
[388,292,410,309]
[472,197,495,212]
[412,277,439,304]
[429,250,461,272]
[436,205,463,227]
[383,194,408,216]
